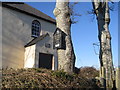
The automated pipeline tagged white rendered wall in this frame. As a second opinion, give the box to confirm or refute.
[35,36,58,70]
[24,45,36,68]
[2,7,56,68]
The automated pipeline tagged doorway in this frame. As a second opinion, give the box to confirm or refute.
[39,53,53,69]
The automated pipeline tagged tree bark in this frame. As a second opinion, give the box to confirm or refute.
[53,0,75,73]
[116,68,120,89]
[92,0,115,88]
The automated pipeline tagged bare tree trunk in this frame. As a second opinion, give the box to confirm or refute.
[92,0,115,88]
[116,68,120,89]
[53,0,75,73]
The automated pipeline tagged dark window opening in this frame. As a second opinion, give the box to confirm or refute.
[32,20,41,37]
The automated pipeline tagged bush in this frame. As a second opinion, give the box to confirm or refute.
[52,70,74,81]
[75,66,99,79]
[79,66,99,78]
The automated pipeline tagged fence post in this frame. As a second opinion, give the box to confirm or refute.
[116,68,120,90]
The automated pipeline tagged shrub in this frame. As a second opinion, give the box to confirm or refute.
[52,70,74,81]
[80,67,99,78]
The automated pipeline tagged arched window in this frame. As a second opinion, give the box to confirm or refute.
[32,20,41,37]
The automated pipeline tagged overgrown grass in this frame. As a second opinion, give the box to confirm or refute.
[2,67,100,88]
[51,70,74,81]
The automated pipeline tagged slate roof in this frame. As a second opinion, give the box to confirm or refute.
[25,33,49,47]
[2,2,56,24]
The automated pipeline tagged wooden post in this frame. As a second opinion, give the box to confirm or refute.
[99,66,106,87]
[0,2,2,89]
[116,68,120,90]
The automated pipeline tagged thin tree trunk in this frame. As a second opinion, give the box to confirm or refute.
[92,0,115,88]
[116,68,120,89]
[53,0,75,73]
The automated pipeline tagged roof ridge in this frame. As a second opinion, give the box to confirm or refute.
[2,2,56,24]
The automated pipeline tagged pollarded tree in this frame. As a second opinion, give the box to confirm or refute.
[53,0,75,73]
[92,0,115,88]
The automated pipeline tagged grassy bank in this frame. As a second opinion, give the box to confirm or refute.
[2,67,100,88]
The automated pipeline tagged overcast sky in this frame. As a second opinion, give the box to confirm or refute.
[25,2,118,69]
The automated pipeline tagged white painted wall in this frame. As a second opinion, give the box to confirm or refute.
[2,6,56,68]
[24,45,36,68]
[35,36,58,70]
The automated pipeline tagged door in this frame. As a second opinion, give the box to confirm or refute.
[39,53,53,69]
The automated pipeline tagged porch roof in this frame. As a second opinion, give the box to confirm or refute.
[25,33,49,47]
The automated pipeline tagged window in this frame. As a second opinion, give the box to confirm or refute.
[32,20,41,37]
